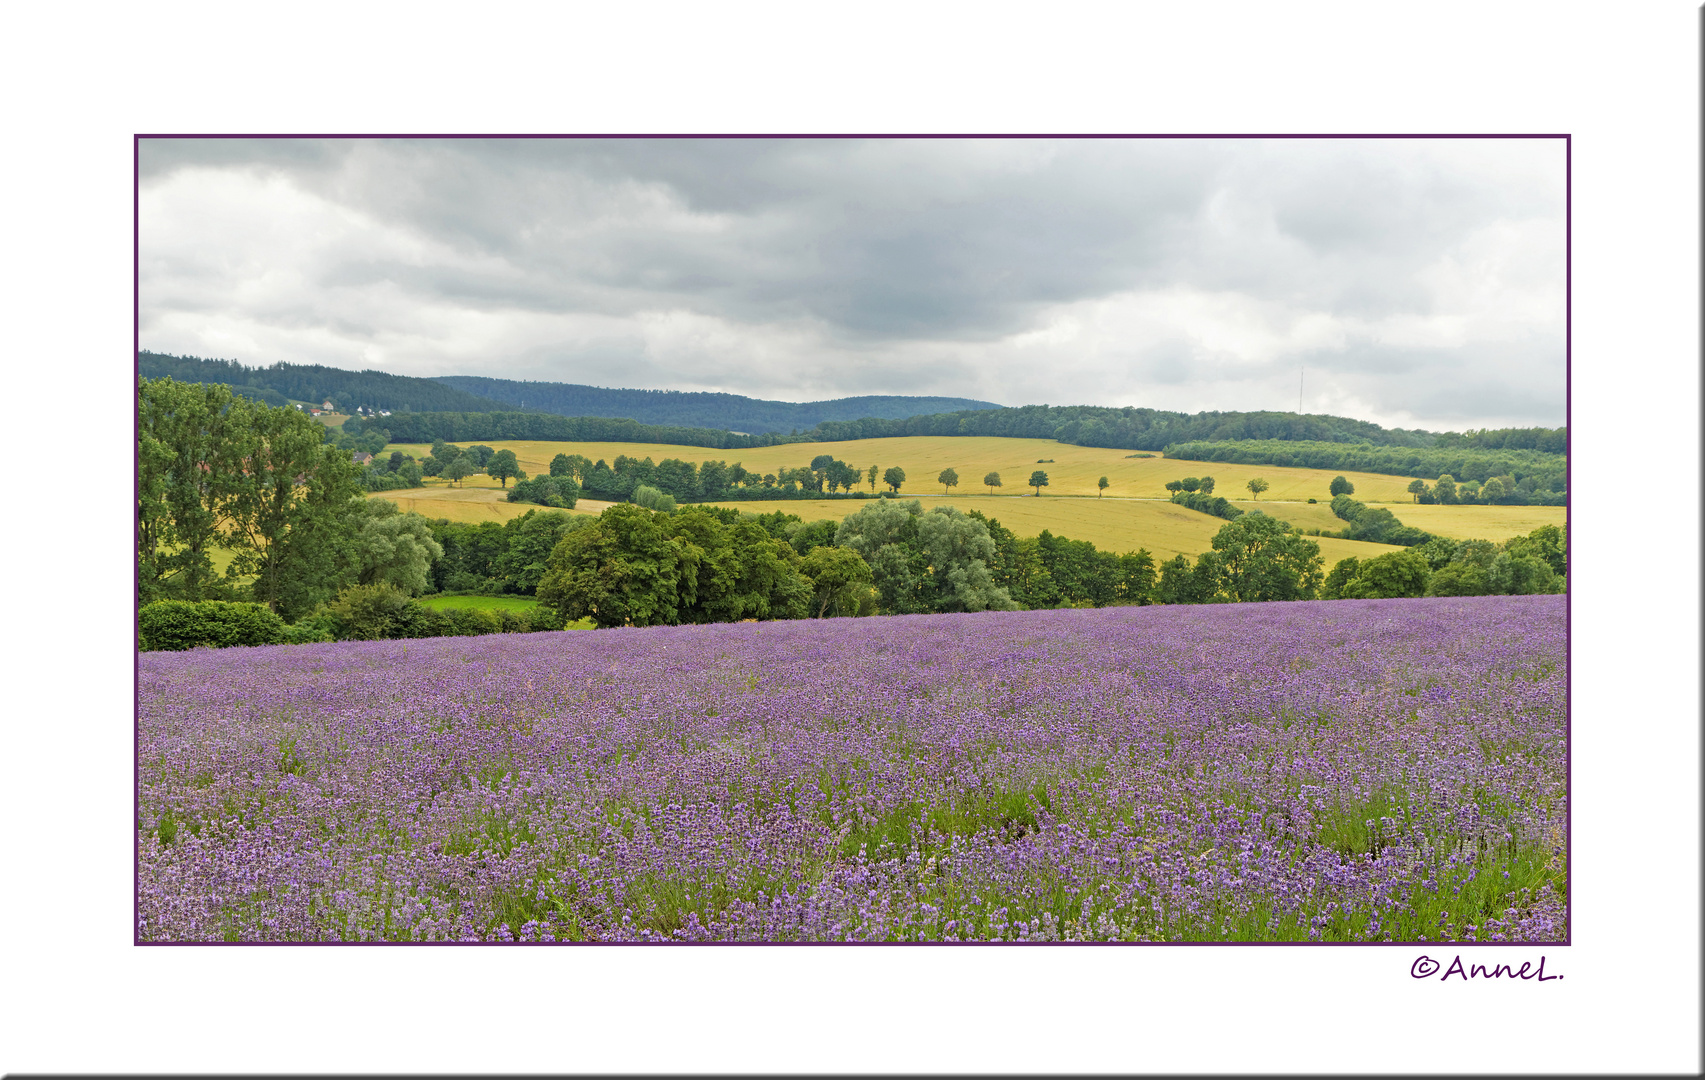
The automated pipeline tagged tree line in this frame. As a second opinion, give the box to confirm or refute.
[1165,438,1566,497]
[1320,526,1565,600]
[342,404,1571,463]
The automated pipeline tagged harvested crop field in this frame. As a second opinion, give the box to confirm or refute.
[137,595,1566,943]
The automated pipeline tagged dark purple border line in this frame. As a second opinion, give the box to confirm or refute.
[132,134,142,948]
[133,134,1572,948]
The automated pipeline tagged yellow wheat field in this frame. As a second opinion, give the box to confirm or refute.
[387,435,1426,503]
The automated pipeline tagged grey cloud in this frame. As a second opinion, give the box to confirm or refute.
[139,137,1566,428]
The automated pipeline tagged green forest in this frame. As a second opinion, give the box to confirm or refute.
[146,349,1565,462]
[139,351,511,414]
[435,375,999,434]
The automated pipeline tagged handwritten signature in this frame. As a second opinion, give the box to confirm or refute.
[1411,954,1562,982]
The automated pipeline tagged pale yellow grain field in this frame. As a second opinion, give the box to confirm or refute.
[1384,504,1567,542]
[370,478,614,524]
[379,434,1557,551]
[389,436,1423,503]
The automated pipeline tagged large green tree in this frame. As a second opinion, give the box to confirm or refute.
[353,499,444,595]
[443,457,477,487]
[1208,513,1322,602]
[493,509,592,594]
[486,448,525,488]
[1338,550,1430,599]
[536,504,702,628]
[1246,477,1270,500]
[983,471,1002,494]
[883,466,906,494]
[914,506,1018,612]
[801,544,876,618]
[938,467,959,494]
[137,378,252,603]
[222,401,366,620]
[1029,470,1049,496]
[834,498,926,614]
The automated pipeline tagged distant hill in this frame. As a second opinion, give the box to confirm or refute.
[434,375,1002,434]
[139,352,513,414]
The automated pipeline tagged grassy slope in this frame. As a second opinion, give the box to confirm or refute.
[416,594,538,611]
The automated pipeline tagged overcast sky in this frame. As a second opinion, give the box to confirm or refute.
[139,137,1565,432]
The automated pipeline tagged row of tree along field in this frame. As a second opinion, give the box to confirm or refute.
[143,496,1565,650]
[343,404,1566,461]
[1165,438,1565,496]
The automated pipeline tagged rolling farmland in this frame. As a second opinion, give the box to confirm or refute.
[372,434,1562,557]
[387,436,1427,503]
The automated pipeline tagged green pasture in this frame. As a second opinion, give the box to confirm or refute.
[417,594,540,613]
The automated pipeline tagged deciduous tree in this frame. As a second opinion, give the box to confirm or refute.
[1097,476,1109,497]
[1209,513,1322,602]
[1246,477,1270,500]
[1029,470,1049,496]
[486,448,525,488]
[938,467,959,494]
[883,466,906,493]
[443,457,477,487]
[984,471,1002,494]
[222,399,366,621]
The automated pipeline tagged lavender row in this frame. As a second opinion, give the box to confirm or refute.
[138,594,1567,942]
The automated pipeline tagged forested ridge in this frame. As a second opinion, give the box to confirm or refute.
[436,375,1000,434]
[142,350,1564,461]
[138,352,513,414]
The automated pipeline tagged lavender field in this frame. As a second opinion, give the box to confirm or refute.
[138,595,1566,943]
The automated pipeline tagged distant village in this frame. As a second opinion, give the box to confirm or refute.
[296,399,392,419]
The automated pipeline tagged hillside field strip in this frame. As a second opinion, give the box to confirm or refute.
[372,478,617,523]
[377,435,1560,558]
[387,435,1425,502]
[1382,503,1567,541]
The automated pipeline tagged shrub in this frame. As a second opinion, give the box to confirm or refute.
[1339,550,1431,599]
[528,605,567,632]
[631,484,677,513]
[138,600,289,651]
[281,616,337,644]
[327,583,412,641]
[1426,562,1491,597]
